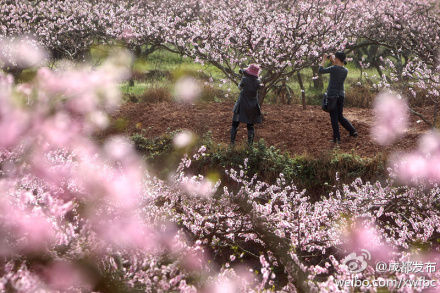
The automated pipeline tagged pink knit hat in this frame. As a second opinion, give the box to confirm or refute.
[245,64,260,77]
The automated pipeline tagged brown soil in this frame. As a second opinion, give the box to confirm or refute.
[113,101,430,157]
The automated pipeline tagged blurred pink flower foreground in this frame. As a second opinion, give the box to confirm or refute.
[371,91,409,145]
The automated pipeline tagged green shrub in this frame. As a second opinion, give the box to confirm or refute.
[131,132,174,159]
[132,70,172,82]
[112,118,129,132]
[138,87,172,103]
[345,83,377,108]
[199,84,230,102]
[17,69,37,83]
[195,140,385,199]
[172,68,211,82]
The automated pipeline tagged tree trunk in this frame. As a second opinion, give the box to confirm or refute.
[230,193,312,292]
[311,66,323,90]
[144,44,158,59]
[286,86,293,105]
[395,53,404,79]
[128,61,135,87]
[297,71,306,110]
[374,64,384,79]
[128,46,141,87]
[258,86,268,105]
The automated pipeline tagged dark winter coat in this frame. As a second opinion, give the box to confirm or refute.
[232,74,263,124]
[318,65,348,97]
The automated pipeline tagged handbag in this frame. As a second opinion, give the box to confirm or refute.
[322,93,337,112]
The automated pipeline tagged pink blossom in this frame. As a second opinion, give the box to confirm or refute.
[173,130,195,148]
[392,131,440,184]
[103,136,135,161]
[0,109,30,149]
[180,177,215,197]
[342,222,394,262]
[391,152,428,183]
[16,83,32,96]
[174,77,202,103]
[41,261,93,291]
[371,92,409,145]
[0,38,47,68]
[93,214,158,250]
[121,27,135,40]
[418,131,440,156]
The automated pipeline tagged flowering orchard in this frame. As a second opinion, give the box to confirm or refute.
[1,0,439,106]
[0,1,440,292]
[0,40,439,292]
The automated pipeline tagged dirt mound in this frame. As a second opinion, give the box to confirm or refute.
[114,101,429,157]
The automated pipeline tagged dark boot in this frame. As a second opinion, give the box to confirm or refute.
[230,129,237,146]
[230,122,239,146]
[248,133,254,145]
[247,124,255,146]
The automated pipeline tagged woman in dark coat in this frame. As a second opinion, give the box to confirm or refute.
[319,52,357,144]
[230,64,263,146]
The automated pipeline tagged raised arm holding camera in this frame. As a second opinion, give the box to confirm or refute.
[319,52,357,144]
[230,64,263,146]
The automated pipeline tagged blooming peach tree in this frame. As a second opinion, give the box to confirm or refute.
[165,0,352,104]
[348,0,440,125]
[2,0,439,109]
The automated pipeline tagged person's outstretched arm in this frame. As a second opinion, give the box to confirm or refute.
[318,54,333,74]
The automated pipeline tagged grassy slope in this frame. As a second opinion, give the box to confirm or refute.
[130,131,387,199]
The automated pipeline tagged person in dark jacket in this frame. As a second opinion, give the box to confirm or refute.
[230,64,263,146]
[319,52,357,144]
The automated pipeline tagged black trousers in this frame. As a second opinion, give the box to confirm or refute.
[330,96,356,141]
[230,121,254,144]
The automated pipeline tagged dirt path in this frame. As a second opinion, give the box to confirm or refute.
[114,101,429,157]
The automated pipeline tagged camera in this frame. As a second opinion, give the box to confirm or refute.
[239,69,245,75]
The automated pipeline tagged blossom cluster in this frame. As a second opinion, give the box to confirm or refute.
[0,42,210,292]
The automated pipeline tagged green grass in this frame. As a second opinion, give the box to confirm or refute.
[122,50,239,102]
[122,49,380,106]
[120,82,152,96]
[135,50,227,78]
